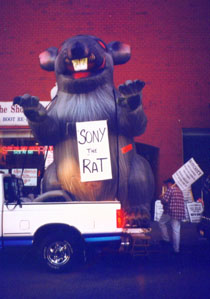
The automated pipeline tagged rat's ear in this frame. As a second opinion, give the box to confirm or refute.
[39,47,58,71]
[107,41,131,65]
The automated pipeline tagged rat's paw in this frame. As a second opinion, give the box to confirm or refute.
[118,80,145,110]
[13,94,39,110]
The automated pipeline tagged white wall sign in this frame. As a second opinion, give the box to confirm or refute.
[172,158,204,191]
[76,120,112,182]
[44,147,54,169]
[0,101,50,126]
[12,168,37,186]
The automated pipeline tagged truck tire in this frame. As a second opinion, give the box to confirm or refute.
[40,233,81,272]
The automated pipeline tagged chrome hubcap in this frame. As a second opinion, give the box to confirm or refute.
[46,241,72,266]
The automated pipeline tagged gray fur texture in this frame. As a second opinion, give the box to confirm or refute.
[13,35,154,226]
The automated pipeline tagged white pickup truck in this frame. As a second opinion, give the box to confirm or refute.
[0,173,124,271]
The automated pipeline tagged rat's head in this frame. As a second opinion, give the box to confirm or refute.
[39,35,131,94]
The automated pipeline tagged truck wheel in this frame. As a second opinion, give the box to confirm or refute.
[40,233,79,272]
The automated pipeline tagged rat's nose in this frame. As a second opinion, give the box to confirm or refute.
[71,42,86,59]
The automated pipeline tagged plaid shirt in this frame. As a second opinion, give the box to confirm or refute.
[161,185,185,220]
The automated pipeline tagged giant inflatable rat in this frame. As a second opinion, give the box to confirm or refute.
[14,35,154,226]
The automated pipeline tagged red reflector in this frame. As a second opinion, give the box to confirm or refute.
[116,209,125,228]
[121,144,133,154]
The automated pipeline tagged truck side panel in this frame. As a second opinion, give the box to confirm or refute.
[2,201,122,247]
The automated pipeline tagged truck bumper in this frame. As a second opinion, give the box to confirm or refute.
[120,227,152,252]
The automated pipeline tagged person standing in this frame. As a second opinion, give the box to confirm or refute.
[159,178,185,254]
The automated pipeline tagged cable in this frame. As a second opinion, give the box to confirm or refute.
[113,89,120,200]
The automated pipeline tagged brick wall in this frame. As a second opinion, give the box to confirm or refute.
[0,0,209,192]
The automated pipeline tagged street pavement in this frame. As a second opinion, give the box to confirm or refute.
[1,220,209,299]
[106,219,209,261]
[150,220,200,247]
[148,220,209,258]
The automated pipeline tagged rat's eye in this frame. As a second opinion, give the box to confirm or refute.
[98,40,106,50]
[65,57,71,64]
[89,53,96,62]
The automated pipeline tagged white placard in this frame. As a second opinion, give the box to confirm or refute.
[12,168,37,186]
[76,120,112,182]
[172,158,204,191]
[154,200,164,221]
[0,101,50,126]
[182,187,194,221]
[187,202,203,223]
[0,169,9,174]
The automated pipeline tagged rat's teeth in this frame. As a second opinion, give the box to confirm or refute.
[72,58,88,71]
